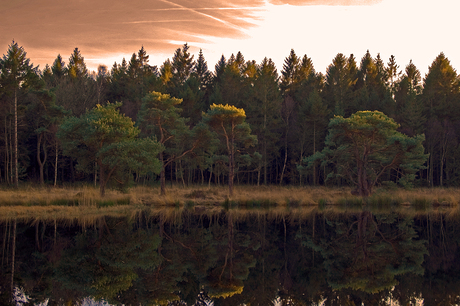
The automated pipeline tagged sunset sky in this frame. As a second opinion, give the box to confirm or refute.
[1,0,459,77]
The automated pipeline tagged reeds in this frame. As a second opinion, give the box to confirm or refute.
[0,185,458,212]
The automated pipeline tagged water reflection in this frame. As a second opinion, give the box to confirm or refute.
[1,207,460,305]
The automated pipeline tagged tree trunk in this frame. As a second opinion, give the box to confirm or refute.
[228,149,234,196]
[94,161,97,187]
[37,133,47,185]
[208,164,213,188]
[228,124,235,197]
[54,140,58,186]
[280,140,288,185]
[263,140,267,185]
[160,151,166,196]
[263,110,267,185]
[99,162,105,197]
[14,89,18,188]
[4,117,9,184]
[313,121,317,185]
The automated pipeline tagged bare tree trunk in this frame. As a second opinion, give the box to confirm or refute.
[313,121,317,185]
[4,117,9,184]
[54,141,58,186]
[37,133,47,185]
[94,161,97,187]
[14,89,18,188]
[160,151,166,196]
[228,125,235,197]
[280,139,288,185]
[9,118,13,185]
[208,164,213,188]
[179,160,185,187]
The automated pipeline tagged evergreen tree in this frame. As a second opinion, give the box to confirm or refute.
[67,48,88,79]
[298,90,329,185]
[324,53,357,116]
[0,41,37,187]
[244,57,282,185]
[422,53,460,186]
[138,91,211,195]
[303,111,428,196]
[169,43,194,95]
[58,103,162,196]
[395,60,425,137]
[280,49,300,94]
[213,55,227,85]
[193,49,212,93]
[203,104,257,196]
[57,49,97,117]
[386,55,400,98]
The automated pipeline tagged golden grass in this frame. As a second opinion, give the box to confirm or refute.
[372,187,460,205]
[0,185,459,223]
[0,185,128,206]
[1,184,460,206]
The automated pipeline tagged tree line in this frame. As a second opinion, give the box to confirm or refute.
[1,41,459,191]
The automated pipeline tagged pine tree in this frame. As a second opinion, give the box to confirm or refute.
[67,48,88,79]
[280,49,300,94]
[170,43,194,94]
[325,53,357,116]
[193,49,212,92]
[422,53,460,186]
[0,41,36,187]
[245,57,282,185]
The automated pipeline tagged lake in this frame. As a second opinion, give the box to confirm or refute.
[2,205,459,305]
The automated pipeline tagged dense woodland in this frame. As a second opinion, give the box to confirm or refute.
[1,41,459,190]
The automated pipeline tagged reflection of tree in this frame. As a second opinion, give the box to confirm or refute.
[215,216,283,306]
[205,213,257,301]
[305,211,427,294]
[417,213,460,305]
[8,209,460,305]
[54,217,162,303]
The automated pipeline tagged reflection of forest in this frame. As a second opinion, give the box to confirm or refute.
[1,208,460,305]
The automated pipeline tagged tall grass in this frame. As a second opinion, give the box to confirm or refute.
[0,184,458,212]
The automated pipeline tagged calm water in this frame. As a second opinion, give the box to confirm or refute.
[1,206,460,305]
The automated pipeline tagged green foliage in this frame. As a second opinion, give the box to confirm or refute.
[203,103,257,195]
[2,45,460,189]
[301,110,428,196]
[57,103,162,195]
[99,138,162,176]
[138,91,187,143]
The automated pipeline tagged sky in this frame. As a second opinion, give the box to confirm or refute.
[1,0,459,77]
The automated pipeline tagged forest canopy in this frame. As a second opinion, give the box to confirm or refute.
[1,41,459,193]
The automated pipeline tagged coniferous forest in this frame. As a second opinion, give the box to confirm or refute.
[1,41,459,193]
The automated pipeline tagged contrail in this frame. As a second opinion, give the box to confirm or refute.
[121,20,197,24]
[145,7,263,11]
[157,0,246,31]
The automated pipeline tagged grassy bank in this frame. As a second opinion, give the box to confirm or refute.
[0,185,458,207]
[0,185,459,223]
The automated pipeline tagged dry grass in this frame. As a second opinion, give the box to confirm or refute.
[372,187,460,206]
[0,185,129,206]
[0,185,459,217]
[1,184,459,224]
